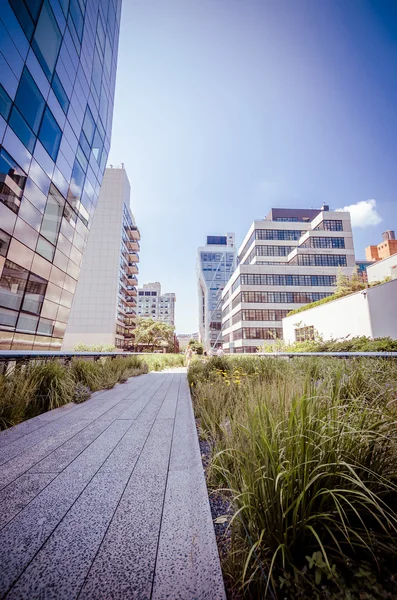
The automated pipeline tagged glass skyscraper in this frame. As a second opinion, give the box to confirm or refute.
[0,0,121,349]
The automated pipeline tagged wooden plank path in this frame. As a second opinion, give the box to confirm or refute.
[0,369,226,600]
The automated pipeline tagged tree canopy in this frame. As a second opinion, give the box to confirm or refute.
[134,318,175,351]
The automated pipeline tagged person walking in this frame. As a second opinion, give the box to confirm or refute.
[185,344,194,368]
[216,347,224,357]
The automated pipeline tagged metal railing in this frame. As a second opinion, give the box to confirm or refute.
[0,351,161,365]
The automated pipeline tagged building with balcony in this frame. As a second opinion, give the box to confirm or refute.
[62,166,140,350]
[0,0,121,349]
[366,230,397,261]
[221,207,356,353]
[137,282,176,327]
[197,233,236,351]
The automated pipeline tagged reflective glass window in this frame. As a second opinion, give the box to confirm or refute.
[9,107,36,153]
[67,158,85,208]
[37,316,53,335]
[39,107,62,160]
[9,0,35,40]
[22,272,47,314]
[40,184,65,244]
[0,260,28,311]
[59,0,70,16]
[0,85,12,120]
[0,307,18,328]
[0,229,11,257]
[32,2,62,79]
[15,67,45,134]
[82,106,95,145]
[52,72,70,113]
[36,235,55,261]
[92,128,103,162]
[91,47,102,94]
[70,0,84,39]
[17,312,39,332]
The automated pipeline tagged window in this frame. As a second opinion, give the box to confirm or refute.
[314,220,343,232]
[52,73,70,113]
[0,149,27,213]
[238,274,336,287]
[295,326,315,342]
[0,85,12,120]
[0,260,29,311]
[293,255,347,267]
[82,107,95,146]
[0,230,11,257]
[301,237,345,249]
[40,185,65,244]
[70,0,84,39]
[15,68,45,134]
[38,107,62,161]
[9,107,36,153]
[68,158,85,208]
[255,229,303,241]
[32,2,62,79]
[22,273,47,314]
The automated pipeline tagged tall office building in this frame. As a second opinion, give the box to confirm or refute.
[62,166,140,350]
[137,282,176,327]
[221,207,356,353]
[0,0,121,349]
[197,233,236,351]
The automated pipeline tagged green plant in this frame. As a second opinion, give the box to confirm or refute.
[27,361,76,415]
[191,356,397,598]
[73,382,91,403]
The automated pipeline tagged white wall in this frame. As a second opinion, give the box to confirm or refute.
[367,254,397,283]
[282,292,372,344]
[282,279,397,343]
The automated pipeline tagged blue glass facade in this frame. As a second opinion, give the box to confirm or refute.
[0,0,121,349]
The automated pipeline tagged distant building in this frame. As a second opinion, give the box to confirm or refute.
[137,283,176,327]
[62,167,140,350]
[282,279,397,344]
[177,332,199,351]
[221,206,356,353]
[366,230,397,261]
[356,260,373,282]
[197,234,237,351]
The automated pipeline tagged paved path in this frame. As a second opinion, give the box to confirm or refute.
[0,370,226,599]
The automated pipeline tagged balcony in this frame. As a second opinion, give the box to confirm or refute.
[125,224,141,241]
[127,262,139,275]
[127,275,138,285]
[124,251,140,263]
[126,285,137,296]
[125,296,137,305]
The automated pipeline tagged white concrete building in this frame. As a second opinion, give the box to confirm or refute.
[137,282,176,327]
[366,254,397,284]
[62,167,140,350]
[282,279,397,343]
[221,207,356,353]
[197,234,237,351]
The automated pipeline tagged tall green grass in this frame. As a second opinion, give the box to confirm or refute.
[0,355,148,431]
[190,356,397,598]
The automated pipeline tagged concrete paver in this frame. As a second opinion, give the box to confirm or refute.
[0,370,225,600]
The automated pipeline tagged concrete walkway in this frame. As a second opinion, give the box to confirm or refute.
[0,370,226,600]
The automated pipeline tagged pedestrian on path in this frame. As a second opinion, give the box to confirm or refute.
[185,344,194,368]
[217,347,224,357]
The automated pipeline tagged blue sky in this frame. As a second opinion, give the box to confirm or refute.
[108,0,397,333]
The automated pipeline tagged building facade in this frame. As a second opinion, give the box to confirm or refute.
[221,207,356,353]
[197,234,236,351]
[137,282,176,327]
[0,0,121,350]
[282,279,397,344]
[366,253,397,284]
[177,332,198,352]
[62,166,140,350]
[366,230,397,261]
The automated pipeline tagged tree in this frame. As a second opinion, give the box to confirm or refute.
[134,318,175,352]
[189,340,204,355]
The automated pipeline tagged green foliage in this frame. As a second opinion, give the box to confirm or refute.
[73,343,116,352]
[0,355,148,431]
[144,354,184,371]
[189,340,204,355]
[261,336,397,354]
[191,356,397,598]
[134,318,175,351]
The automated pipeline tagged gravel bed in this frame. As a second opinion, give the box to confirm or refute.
[197,420,242,600]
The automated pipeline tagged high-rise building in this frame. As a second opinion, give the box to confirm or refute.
[137,282,176,327]
[221,207,356,353]
[365,230,397,261]
[0,0,121,350]
[62,166,140,350]
[197,233,236,351]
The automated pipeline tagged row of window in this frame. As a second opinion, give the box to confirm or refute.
[295,326,315,342]
[231,309,290,325]
[232,328,283,340]
[301,236,345,249]
[232,274,336,291]
[314,220,343,231]
[244,245,294,263]
[228,291,332,310]
[289,254,347,267]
